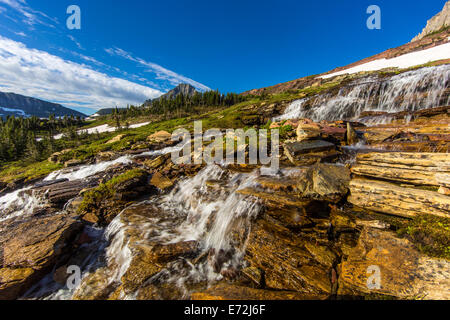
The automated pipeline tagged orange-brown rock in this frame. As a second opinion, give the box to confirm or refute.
[351,152,450,187]
[190,283,328,300]
[338,227,450,299]
[348,178,450,218]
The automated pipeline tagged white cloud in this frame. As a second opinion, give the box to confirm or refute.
[0,0,58,27]
[0,36,163,111]
[14,31,26,37]
[105,47,211,92]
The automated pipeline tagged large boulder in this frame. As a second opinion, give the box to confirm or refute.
[296,123,321,141]
[147,131,172,143]
[284,140,337,166]
[0,213,83,299]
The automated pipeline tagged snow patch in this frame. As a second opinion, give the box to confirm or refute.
[321,42,450,79]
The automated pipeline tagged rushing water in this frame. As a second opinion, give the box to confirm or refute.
[0,143,186,223]
[275,65,450,122]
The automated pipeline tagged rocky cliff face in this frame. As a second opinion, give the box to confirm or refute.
[144,83,197,105]
[0,92,86,119]
[412,1,450,42]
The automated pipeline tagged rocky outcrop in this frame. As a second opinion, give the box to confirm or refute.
[77,168,152,225]
[338,227,450,299]
[349,178,450,218]
[239,164,350,206]
[191,283,328,300]
[412,1,450,42]
[349,152,450,218]
[284,140,337,166]
[351,152,450,187]
[244,218,334,295]
[0,213,83,299]
[147,131,172,143]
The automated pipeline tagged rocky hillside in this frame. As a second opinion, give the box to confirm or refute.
[244,19,449,97]
[0,92,86,119]
[412,1,450,42]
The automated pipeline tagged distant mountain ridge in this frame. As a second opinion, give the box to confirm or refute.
[144,83,197,105]
[0,92,86,119]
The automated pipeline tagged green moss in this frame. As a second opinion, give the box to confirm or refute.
[397,214,450,260]
[0,160,63,184]
[78,168,147,213]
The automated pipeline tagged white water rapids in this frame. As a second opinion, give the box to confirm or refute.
[275,64,450,122]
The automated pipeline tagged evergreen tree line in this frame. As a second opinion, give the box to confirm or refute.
[149,90,244,115]
[0,115,84,162]
[106,90,246,123]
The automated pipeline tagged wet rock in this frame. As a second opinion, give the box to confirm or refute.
[346,123,359,145]
[240,164,350,208]
[238,188,311,207]
[152,241,198,263]
[305,163,351,203]
[304,243,337,268]
[35,179,98,207]
[150,172,174,190]
[97,151,118,161]
[78,169,152,225]
[245,218,332,295]
[0,268,35,300]
[241,266,264,287]
[72,267,118,300]
[338,227,450,299]
[143,155,168,170]
[0,213,83,299]
[191,283,328,300]
[64,159,84,168]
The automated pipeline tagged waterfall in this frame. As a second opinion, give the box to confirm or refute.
[44,156,133,181]
[159,164,261,251]
[0,143,183,223]
[0,187,44,222]
[275,64,450,122]
[75,164,264,299]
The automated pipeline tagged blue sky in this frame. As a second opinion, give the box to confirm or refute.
[0,0,446,115]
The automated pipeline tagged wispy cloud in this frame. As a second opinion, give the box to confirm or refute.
[67,35,84,50]
[0,36,163,111]
[105,47,211,92]
[14,31,26,37]
[0,0,58,28]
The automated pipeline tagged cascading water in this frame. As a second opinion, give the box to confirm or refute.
[275,64,450,122]
[0,187,44,222]
[59,164,264,300]
[0,143,185,223]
